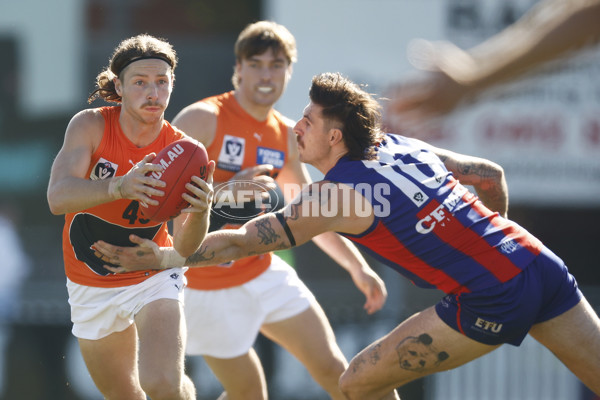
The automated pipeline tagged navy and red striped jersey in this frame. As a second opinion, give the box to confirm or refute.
[324,134,543,294]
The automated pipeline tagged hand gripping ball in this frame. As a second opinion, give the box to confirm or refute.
[140,137,209,222]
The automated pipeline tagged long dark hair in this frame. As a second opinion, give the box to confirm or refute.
[309,72,384,160]
[88,34,178,104]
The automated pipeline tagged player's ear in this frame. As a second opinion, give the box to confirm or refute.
[114,78,122,97]
[328,127,343,146]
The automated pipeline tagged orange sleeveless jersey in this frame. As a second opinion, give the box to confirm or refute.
[62,106,186,287]
[185,91,289,290]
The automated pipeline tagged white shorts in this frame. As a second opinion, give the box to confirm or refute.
[67,268,187,340]
[184,256,314,358]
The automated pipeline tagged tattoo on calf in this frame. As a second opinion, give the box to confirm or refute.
[395,333,449,372]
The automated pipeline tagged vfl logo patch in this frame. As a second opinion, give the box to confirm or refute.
[90,158,118,180]
[413,192,425,203]
[257,147,284,169]
[217,135,246,172]
[227,141,243,156]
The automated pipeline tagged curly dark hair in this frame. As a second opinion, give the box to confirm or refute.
[309,72,384,160]
[88,34,178,104]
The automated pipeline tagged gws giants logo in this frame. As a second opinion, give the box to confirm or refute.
[90,158,118,180]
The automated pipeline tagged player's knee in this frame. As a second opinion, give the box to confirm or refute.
[338,369,360,399]
[339,362,383,400]
[313,350,346,387]
[140,370,184,399]
[99,384,145,400]
[324,354,347,376]
[220,383,266,400]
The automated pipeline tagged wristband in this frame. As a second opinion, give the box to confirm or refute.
[275,212,296,246]
[159,247,187,269]
[108,176,124,200]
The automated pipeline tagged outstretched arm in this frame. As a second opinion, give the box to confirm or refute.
[96,211,296,272]
[387,0,600,125]
[98,181,368,272]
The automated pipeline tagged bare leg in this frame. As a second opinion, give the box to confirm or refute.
[78,324,146,400]
[204,348,268,400]
[261,302,347,400]
[135,298,196,400]
[529,297,600,395]
[339,306,499,400]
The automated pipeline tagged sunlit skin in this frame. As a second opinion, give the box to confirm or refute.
[46,58,179,215]
[114,59,174,143]
[234,47,292,120]
[293,102,345,175]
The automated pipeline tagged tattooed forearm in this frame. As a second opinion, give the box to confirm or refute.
[455,161,500,181]
[246,241,288,256]
[454,161,474,176]
[256,218,281,245]
[287,203,301,221]
[288,181,332,219]
[436,149,508,215]
[436,149,502,183]
[187,245,215,265]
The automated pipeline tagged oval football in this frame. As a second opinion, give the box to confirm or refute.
[140,137,209,222]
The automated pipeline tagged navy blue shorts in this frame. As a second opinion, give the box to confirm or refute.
[435,246,582,346]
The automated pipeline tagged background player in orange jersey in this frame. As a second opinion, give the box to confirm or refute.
[47,34,213,400]
[169,21,389,400]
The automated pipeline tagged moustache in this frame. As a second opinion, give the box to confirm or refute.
[142,102,164,108]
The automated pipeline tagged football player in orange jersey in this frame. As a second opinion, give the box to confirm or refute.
[47,34,213,400]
